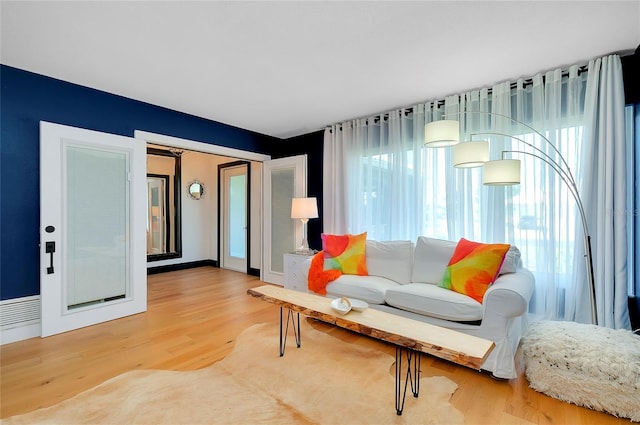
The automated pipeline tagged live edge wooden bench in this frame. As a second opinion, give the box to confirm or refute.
[248,284,495,416]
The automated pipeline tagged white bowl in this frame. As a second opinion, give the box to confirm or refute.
[330,297,351,314]
[349,298,368,312]
[330,297,368,314]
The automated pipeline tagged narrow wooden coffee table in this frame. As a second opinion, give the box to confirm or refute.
[248,284,495,415]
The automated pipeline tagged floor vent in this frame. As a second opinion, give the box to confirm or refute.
[0,296,41,330]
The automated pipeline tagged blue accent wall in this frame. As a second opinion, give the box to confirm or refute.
[0,65,282,301]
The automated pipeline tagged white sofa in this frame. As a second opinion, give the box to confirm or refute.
[303,236,535,379]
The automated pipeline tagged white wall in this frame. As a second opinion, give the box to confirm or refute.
[181,151,216,263]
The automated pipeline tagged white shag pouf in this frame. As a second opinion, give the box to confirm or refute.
[521,320,640,422]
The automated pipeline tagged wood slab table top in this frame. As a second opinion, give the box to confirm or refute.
[248,284,495,370]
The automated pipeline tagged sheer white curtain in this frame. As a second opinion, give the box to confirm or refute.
[323,110,430,240]
[323,55,630,327]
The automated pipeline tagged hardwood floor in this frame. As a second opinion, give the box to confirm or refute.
[0,267,631,424]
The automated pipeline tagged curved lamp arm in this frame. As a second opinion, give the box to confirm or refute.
[470,131,579,189]
[501,149,596,325]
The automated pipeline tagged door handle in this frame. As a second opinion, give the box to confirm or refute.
[45,241,55,274]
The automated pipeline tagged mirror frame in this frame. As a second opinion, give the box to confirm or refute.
[147,174,170,254]
[147,147,182,262]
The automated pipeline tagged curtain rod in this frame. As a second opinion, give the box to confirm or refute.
[434,64,588,107]
[327,64,589,131]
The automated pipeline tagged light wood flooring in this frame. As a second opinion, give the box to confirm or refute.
[0,267,631,424]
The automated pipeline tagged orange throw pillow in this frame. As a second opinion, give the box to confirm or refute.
[307,251,342,295]
[438,238,510,303]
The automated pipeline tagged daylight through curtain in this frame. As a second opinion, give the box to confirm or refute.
[323,54,630,327]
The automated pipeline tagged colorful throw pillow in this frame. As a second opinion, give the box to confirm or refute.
[307,251,342,295]
[322,232,368,276]
[438,238,510,303]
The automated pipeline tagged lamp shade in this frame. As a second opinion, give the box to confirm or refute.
[424,120,460,147]
[291,197,318,219]
[453,141,489,168]
[483,159,521,185]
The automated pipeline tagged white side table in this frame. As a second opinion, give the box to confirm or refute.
[283,252,315,292]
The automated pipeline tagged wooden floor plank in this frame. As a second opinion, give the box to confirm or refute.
[0,267,632,423]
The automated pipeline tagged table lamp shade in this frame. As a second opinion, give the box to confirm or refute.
[291,197,318,219]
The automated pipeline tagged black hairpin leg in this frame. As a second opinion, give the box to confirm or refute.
[279,307,301,356]
[395,347,421,415]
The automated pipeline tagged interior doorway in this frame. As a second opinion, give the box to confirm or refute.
[134,130,269,275]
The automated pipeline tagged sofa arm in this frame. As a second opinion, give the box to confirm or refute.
[483,269,535,319]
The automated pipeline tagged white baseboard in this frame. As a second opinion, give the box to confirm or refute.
[1,322,41,345]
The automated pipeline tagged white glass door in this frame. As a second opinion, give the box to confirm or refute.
[40,122,146,337]
[221,164,248,272]
[262,155,307,285]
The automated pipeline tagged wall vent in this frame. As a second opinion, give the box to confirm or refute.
[0,296,40,330]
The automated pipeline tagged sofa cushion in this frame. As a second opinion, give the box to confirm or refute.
[365,240,413,284]
[322,232,368,275]
[385,283,483,321]
[411,236,456,284]
[499,245,522,274]
[326,275,399,305]
[438,238,510,303]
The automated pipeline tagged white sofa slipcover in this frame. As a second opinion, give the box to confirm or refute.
[303,236,535,379]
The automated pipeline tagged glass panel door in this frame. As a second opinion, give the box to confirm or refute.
[262,155,307,284]
[66,146,129,308]
[229,173,247,258]
[270,168,295,273]
[40,121,146,337]
[221,163,248,272]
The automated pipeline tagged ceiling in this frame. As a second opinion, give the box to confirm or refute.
[1,1,638,139]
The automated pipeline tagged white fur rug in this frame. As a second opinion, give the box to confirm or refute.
[521,320,640,422]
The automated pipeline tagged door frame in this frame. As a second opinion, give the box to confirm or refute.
[218,161,251,273]
[134,131,270,274]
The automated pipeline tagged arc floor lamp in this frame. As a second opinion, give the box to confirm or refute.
[424,112,597,325]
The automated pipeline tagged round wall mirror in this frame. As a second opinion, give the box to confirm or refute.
[187,180,205,200]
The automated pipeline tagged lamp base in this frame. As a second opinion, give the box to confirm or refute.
[296,222,313,255]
